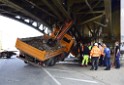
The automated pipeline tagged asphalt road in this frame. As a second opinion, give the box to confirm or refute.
[0,56,124,85]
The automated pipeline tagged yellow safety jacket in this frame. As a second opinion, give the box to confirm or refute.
[90,46,101,57]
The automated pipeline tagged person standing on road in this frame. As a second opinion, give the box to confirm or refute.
[103,43,111,70]
[81,43,90,67]
[90,43,101,70]
[114,41,121,69]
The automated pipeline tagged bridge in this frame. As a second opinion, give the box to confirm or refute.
[0,0,120,43]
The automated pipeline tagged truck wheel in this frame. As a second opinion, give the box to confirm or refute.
[49,58,56,66]
[1,52,11,59]
[0,54,2,58]
[24,61,28,64]
[6,55,11,59]
[0,55,2,58]
[2,53,7,58]
[44,58,56,66]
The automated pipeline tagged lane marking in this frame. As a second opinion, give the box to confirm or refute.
[42,67,61,85]
[57,61,79,64]
[47,68,86,76]
[55,76,98,84]
[47,68,98,84]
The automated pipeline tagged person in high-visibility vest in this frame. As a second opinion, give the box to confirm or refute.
[90,43,102,70]
[81,44,90,66]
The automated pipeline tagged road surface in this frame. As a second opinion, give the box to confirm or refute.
[0,56,124,85]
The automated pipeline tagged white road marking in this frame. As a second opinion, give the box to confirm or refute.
[57,61,79,64]
[8,79,20,82]
[42,67,61,85]
[47,68,98,84]
[47,68,86,76]
[55,76,98,84]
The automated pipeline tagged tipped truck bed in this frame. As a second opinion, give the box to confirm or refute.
[15,37,65,61]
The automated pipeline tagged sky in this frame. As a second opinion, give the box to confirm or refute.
[0,15,42,50]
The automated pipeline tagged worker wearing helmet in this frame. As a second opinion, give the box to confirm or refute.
[90,43,102,70]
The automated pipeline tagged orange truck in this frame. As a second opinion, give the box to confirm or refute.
[15,21,74,66]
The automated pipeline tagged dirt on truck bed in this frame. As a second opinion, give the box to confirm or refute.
[21,36,62,51]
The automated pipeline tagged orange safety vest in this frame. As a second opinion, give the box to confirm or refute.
[90,46,101,57]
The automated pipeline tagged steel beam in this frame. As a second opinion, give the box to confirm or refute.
[25,0,56,18]
[94,21,107,27]
[0,0,50,29]
[85,0,93,11]
[80,13,105,25]
[78,0,104,24]
[41,0,63,21]
[52,0,71,20]
[86,24,93,34]
[76,11,104,14]
[104,0,112,35]
[75,0,102,13]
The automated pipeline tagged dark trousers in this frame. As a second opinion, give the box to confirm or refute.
[115,56,120,68]
[91,57,99,70]
[79,52,83,64]
[99,55,104,66]
[105,57,111,69]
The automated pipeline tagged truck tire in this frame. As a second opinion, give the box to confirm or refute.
[44,57,56,66]
[0,56,2,58]
[6,54,11,59]
[0,54,2,58]
[24,61,28,64]
[1,52,11,59]
[49,58,56,66]
[2,53,7,58]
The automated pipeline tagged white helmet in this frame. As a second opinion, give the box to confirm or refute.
[94,43,98,46]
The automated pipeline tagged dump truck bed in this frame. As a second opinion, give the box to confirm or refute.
[16,36,64,61]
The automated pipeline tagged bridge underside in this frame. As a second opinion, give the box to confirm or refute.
[0,0,120,43]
